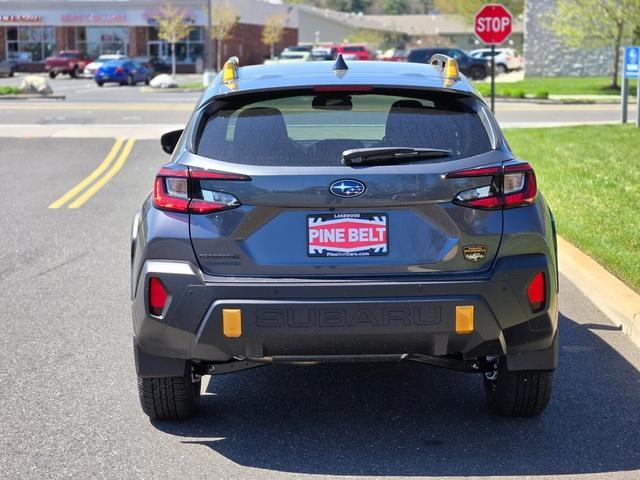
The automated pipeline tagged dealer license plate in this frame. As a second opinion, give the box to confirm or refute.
[307,213,388,257]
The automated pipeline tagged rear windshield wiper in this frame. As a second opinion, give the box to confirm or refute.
[342,147,450,166]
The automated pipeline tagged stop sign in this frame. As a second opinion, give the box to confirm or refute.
[475,4,513,45]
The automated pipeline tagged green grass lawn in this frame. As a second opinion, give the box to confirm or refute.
[0,86,21,95]
[504,125,640,291]
[477,76,637,98]
[177,82,205,90]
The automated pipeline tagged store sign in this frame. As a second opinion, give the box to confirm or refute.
[0,7,206,27]
[60,14,127,25]
[0,15,44,24]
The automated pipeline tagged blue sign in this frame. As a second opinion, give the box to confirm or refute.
[624,46,640,79]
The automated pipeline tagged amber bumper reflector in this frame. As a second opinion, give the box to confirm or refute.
[223,309,242,337]
[455,305,474,334]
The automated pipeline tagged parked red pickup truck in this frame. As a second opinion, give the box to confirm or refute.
[44,50,91,79]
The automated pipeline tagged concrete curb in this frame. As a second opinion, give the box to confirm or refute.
[139,86,204,94]
[491,96,629,105]
[558,236,640,348]
[0,94,65,100]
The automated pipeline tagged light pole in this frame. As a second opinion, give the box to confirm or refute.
[206,0,212,71]
[202,0,215,86]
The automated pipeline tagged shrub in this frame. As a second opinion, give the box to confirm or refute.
[535,90,549,99]
[512,89,526,99]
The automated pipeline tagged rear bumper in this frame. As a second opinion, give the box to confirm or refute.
[132,254,558,376]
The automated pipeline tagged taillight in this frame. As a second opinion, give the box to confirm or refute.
[527,272,546,312]
[503,163,537,208]
[148,277,168,316]
[115,66,124,74]
[152,164,249,214]
[153,166,189,213]
[446,161,537,210]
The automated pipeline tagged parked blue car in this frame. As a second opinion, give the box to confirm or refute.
[94,59,152,87]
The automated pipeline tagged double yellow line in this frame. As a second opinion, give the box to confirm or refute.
[49,138,136,209]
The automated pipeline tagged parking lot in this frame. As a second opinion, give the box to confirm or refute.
[0,126,639,479]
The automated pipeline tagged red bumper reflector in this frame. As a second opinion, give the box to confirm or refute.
[149,277,168,316]
[527,272,545,312]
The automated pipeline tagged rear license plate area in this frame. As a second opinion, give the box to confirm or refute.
[307,213,388,257]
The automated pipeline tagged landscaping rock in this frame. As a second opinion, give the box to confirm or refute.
[149,74,177,89]
[19,75,53,95]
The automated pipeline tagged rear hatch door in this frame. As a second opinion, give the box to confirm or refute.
[185,89,506,278]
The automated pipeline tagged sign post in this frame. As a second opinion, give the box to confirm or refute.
[622,46,640,125]
[474,4,513,113]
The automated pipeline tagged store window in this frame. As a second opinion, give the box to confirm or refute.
[76,27,128,58]
[6,26,56,62]
[147,26,203,63]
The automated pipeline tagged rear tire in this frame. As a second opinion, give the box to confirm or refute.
[470,66,486,80]
[483,358,553,417]
[137,364,201,420]
[96,80,104,87]
[49,71,57,79]
[70,66,78,78]
[496,64,508,74]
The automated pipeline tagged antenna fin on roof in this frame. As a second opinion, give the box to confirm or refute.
[333,54,348,72]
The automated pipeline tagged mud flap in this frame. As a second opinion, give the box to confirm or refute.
[505,332,558,371]
[134,339,187,378]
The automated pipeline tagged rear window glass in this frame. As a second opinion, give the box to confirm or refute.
[197,91,494,167]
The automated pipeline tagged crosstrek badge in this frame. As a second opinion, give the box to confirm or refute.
[307,213,388,257]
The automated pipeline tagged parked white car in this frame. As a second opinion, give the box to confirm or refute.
[83,54,128,78]
[264,51,312,65]
[469,48,523,73]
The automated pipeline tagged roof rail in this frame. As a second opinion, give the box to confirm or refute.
[222,56,239,83]
[429,53,451,70]
[429,54,460,85]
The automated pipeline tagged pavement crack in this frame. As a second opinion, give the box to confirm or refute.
[30,250,91,279]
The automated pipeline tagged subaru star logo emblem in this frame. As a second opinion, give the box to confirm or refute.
[329,179,366,198]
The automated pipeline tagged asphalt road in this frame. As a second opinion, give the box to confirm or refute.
[0,75,636,127]
[1,136,639,480]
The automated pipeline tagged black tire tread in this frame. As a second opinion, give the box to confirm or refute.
[485,363,553,417]
[137,369,200,420]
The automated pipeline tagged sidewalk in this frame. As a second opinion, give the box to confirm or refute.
[559,237,640,349]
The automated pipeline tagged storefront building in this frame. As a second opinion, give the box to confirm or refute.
[0,1,298,72]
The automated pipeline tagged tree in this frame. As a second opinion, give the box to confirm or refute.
[434,0,523,19]
[262,14,287,60]
[552,0,640,89]
[327,0,373,13]
[383,0,411,15]
[153,4,194,76]
[369,0,432,15]
[210,3,240,71]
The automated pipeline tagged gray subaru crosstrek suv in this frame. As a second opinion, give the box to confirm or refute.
[131,56,558,420]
